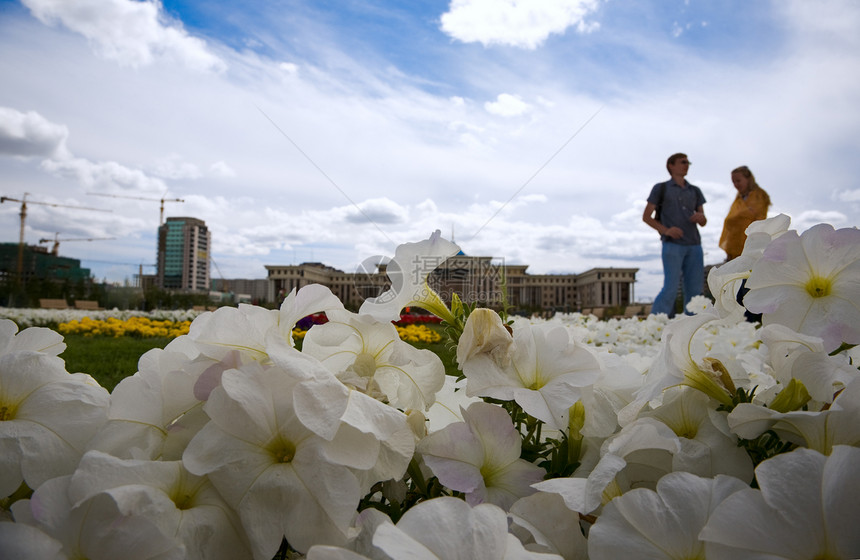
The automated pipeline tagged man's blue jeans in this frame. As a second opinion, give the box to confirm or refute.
[652,242,704,317]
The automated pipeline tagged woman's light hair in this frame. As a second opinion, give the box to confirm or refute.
[732,165,771,206]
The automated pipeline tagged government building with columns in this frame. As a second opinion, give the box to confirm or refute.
[265,253,637,314]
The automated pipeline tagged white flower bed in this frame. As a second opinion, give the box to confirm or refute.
[0,307,203,328]
[1,217,859,560]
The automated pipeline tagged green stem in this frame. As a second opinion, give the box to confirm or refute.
[407,458,428,496]
[0,481,32,512]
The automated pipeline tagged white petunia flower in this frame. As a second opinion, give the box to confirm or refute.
[588,472,748,560]
[744,223,860,352]
[759,323,858,405]
[1,352,109,498]
[168,284,344,364]
[425,375,482,434]
[0,520,64,559]
[268,348,415,493]
[418,401,545,510]
[640,387,753,482]
[0,319,65,356]
[302,309,445,411]
[727,377,860,454]
[707,213,791,319]
[535,419,679,515]
[308,497,567,559]
[579,356,645,439]
[619,308,737,425]
[68,450,251,560]
[182,363,356,556]
[542,383,756,520]
[274,283,346,343]
[462,322,602,430]
[9,475,184,560]
[685,294,714,315]
[508,491,588,559]
[700,445,860,559]
[759,323,827,381]
[166,305,273,364]
[182,358,409,557]
[306,545,371,559]
[86,348,211,461]
[618,311,731,426]
[456,308,513,367]
[372,497,563,560]
[359,230,461,324]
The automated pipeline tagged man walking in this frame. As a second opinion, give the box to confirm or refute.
[642,153,707,317]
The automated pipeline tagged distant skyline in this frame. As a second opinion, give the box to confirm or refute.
[1,0,859,300]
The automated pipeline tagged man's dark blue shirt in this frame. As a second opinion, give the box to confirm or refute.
[648,178,706,245]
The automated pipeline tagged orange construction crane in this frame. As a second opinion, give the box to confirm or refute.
[87,192,184,225]
[38,233,116,256]
[1,193,112,286]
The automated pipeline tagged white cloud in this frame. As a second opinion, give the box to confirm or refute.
[149,154,202,180]
[1,192,148,241]
[21,0,225,71]
[279,62,299,74]
[778,0,860,48]
[0,104,175,203]
[343,198,409,225]
[416,199,439,214]
[0,106,69,158]
[2,0,859,298]
[536,96,555,109]
[484,93,532,117]
[834,189,860,203]
[448,120,485,135]
[440,0,600,49]
[210,161,236,178]
[794,210,848,232]
[41,157,168,194]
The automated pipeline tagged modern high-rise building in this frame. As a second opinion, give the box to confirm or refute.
[156,217,211,291]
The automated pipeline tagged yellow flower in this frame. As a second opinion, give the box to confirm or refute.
[395,324,441,343]
[57,316,191,339]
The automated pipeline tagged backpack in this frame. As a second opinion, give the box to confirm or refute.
[654,181,667,222]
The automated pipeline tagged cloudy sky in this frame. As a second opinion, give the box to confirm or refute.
[1,0,859,300]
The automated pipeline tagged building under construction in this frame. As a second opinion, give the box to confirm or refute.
[0,243,92,285]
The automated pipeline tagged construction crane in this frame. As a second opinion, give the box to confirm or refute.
[38,233,116,256]
[87,192,184,225]
[1,193,112,286]
[211,257,229,294]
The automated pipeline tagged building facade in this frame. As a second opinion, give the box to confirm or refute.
[265,254,637,313]
[210,278,270,304]
[156,217,211,291]
[265,262,368,308]
[426,255,636,312]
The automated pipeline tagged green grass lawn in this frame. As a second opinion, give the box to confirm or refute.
[410,337,460,378]
[60,334,174,392]
[60,325,461,393]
